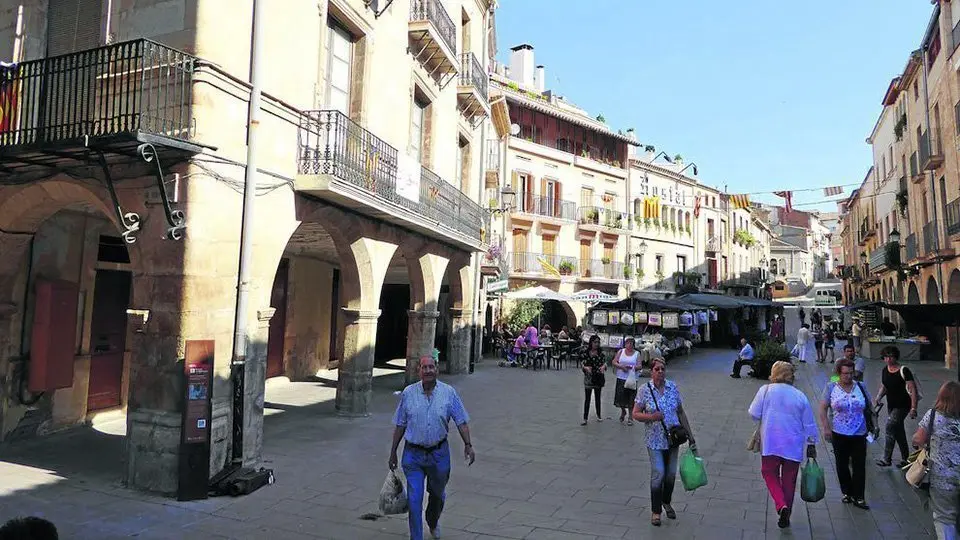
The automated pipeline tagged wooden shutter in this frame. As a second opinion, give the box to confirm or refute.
[47,0,103,56]
[543,235,556,256]
[604,244,614,262]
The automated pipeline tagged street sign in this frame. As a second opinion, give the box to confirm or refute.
[486,279,508,294]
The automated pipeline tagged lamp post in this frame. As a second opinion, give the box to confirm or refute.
[635,240,648,285]
[488,184,516,339]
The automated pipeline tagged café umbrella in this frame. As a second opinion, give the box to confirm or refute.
[569,289,620,303]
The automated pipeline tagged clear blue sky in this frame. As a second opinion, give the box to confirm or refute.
[495,1,935,212]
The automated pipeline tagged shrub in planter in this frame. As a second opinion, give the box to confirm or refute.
[751,339,792,380]
[601,256,611,264]
[558,260,574,275]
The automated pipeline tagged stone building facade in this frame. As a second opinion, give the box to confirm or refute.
[0,0,495,494]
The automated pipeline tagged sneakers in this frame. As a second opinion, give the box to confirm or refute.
[429,526,441,539]
[777,507,791,529]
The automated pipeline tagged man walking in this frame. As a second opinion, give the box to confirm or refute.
[389,355,475,540]
[730,338,756,379]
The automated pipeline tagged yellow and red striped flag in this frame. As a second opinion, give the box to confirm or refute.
[537,256,562,278]
[729,194,750,210]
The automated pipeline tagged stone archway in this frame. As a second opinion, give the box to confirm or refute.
[907,281,921,305]
[949,269,960,303]
[926,276,941,304]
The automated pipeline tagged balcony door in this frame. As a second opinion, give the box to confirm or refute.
[543,178,558,217]
[47,0,102,56]
[324,20,354,115]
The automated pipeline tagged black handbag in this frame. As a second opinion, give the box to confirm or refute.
[856,382,876,435]
[648,382,689,448]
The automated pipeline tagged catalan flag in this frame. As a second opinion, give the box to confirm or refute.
[773,190,793,213]
[643,196,661,219]
[729,194,750,210]
[537,256,562,278]
[824,186,844,197]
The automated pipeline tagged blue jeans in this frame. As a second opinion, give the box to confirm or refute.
[402,441,451,540]
[648,447,679,514]
[931,484,959,540]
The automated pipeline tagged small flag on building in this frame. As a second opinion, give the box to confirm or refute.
[729,194,750,210]
[823,186,844,197]
[693,195,702,218]
[537,256,562,278]
[773,190,793,213]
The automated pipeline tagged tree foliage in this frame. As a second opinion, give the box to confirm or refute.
[505,300,543,332]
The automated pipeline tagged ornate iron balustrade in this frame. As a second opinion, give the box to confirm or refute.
[298,110,483,240]
[869,243,896,273]
[459,52,488,103]
[923,220,940,254]
[910,151,919,178]
[410,0,457,56]
[946,197,960,237]
[510,252,571,276]
[579,259,626,280]
[577,206,629,229]
[522,195,576,220]
[0,39,195,148]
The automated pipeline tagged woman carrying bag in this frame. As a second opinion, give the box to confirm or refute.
[633,358,697,527]
[748,361,819,529]
[911,381,960,540]
[818,358,878,510]
[612,337,640,425]
[579,335,606,426]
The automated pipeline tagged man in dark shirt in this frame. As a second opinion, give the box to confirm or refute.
[874,346,918,468]
[880,317,897,336]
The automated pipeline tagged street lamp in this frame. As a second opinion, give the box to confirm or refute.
[860,251,867,265]
[888,228,901,245]
[491,185,516,215]
[637,240,648,255]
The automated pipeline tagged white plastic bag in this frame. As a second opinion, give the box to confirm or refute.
[378,470,408,515]
[624,369,638,390]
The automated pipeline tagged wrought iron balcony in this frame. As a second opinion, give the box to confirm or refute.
[578,206,630,232]
[946,197,960,237]
[296,110,484,249]
[910,151,920,181]
[580,259,628,281]
[0,39,201,178]
[514,194,576,221]
[457,52,489,122]
[869,242,898,273]
[409,0,459,82]
[920,130,944,171]
[509,252,577,277]
[905,233,919,262]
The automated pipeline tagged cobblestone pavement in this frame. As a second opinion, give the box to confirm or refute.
[0,345,954,539]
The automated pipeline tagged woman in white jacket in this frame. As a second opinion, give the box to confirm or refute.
[749,361,819,529]
[795,324,812,363]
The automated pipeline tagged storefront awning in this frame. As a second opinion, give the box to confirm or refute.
[881,303,960,327]
[675,293,746,310]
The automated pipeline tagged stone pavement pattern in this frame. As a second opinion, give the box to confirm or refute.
[0,346,952,539]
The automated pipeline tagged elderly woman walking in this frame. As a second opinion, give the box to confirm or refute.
[749,361,819,529]
[818,358,878,510]
[633,358,697,527]
[612,337,641,425]
[912,381,960,540]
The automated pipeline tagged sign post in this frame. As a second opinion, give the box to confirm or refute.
[486,279,508,294]
[178,340,214,501]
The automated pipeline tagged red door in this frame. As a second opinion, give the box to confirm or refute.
[87,270,131,411]
[266,259,289,379]
[708,259,718,289]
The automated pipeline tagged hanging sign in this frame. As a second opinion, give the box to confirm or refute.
[662,312,679,329]
[592,310,608,326]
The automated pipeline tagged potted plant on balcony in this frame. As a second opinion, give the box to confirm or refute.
[488,197,499,210]
[637,269,645,280]
[644,217,652,229]
[655,269,665,281]
[612,215,623,229]
[558,260,574,275]
[601,256,611,264]
[669,223,677,234]
[623,266,633,279]
[584,208,599,224]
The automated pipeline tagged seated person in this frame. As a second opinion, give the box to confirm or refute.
[730,338,755,379]
[507,334,526,365]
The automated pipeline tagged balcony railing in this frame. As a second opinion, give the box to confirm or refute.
[510,252,577,277]
[920,130,944,170]
[923,220,940,254]
[905,233,919,262]
[516,195,576,221]
[297,110,483,240]
[578,206,629,229]
[459,52,488,103]
[947,197,960,237]
[410,0,457,56]
[869,242,898,273]
[910,151,919,178]
[0,39,195,148]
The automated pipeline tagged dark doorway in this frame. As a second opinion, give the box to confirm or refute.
[267,259,289,379]
[376,284,410,363]
[328,268,340,366]
[87,270,131,411]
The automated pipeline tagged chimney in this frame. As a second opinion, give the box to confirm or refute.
[509,43,535,88]
[535,65,545,92]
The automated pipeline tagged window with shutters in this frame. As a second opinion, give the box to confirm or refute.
[325,20,354,115]
[603,244,614,263]
[542,235,556,256]
[580,187,593,207]
[580,240,592,276]
[411,95,428,165]
[47,0,103,56]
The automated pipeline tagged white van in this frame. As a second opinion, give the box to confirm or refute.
[815,289,838,306]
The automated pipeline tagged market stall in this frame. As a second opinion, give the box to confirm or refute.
[880,302,960,380]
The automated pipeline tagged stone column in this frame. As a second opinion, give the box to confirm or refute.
[406,310,439,385]
[336,308,381,416]
[447,308,471,374]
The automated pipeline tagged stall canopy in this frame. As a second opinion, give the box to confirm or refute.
[881,303,960,327]
[736,297,776,308]
[841,301,883,311]
[503,286,570,301]
[633,297,699,311]
[675,293,746,310]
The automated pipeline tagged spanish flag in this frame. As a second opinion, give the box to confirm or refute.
[729,194,750,210]
[537,256,562,277]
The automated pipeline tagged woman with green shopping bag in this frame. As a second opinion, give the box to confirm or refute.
[748,361,819,529]
[633,357,697,527]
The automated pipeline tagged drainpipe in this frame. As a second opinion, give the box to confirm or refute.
[920,45,946,305]
[470,9,491,373]
[230,0,265,466]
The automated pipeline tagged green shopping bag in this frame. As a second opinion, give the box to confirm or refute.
[800,458,826,503]
[679,448,708,491]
